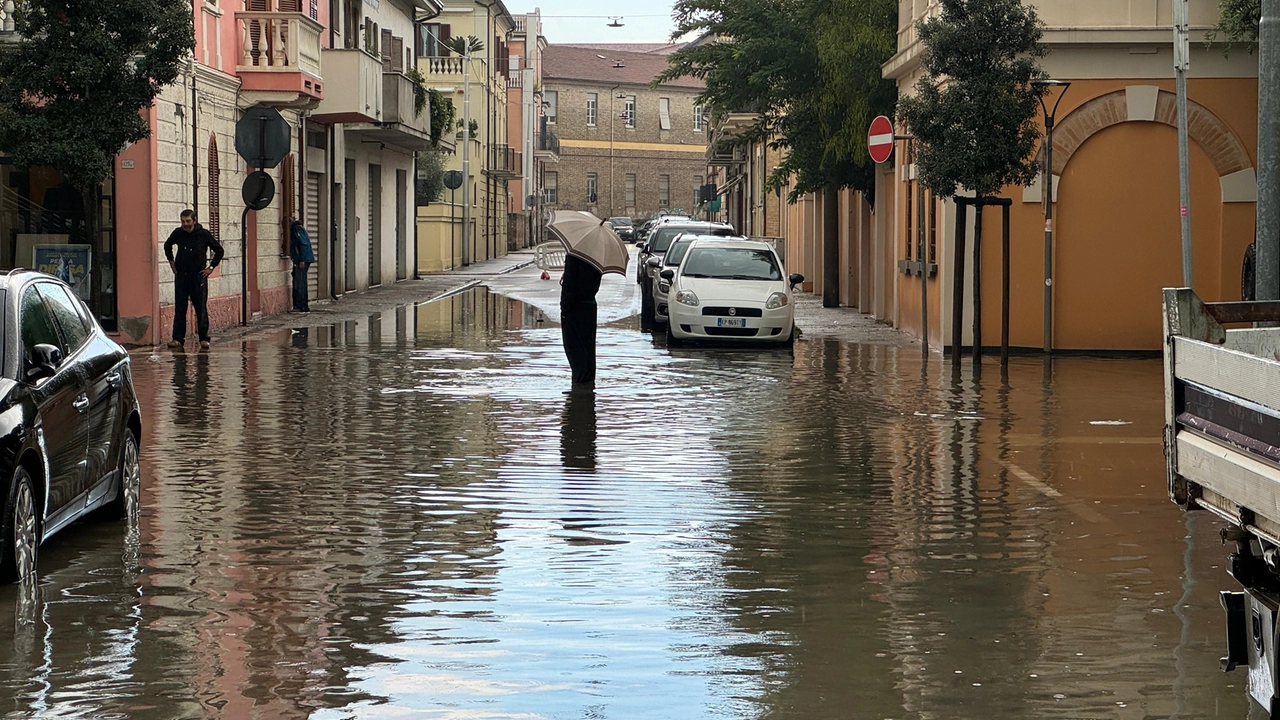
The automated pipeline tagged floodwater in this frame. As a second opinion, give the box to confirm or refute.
[0,287,1257,719]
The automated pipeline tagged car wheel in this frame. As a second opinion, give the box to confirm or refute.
[107,430,140,526]
[666,322,683,347]
[2,466,38,583]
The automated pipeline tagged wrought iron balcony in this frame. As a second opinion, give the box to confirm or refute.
[488,144,522,179]
[536,130,560,162]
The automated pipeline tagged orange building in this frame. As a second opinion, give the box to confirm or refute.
[713,0,1259,353]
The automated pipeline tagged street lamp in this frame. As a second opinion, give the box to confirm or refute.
[1032,78,1070,355]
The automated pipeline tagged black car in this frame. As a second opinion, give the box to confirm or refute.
[608,217,637,241]
[0,270,141,582]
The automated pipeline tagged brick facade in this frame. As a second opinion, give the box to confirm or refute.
[543,78,707,220]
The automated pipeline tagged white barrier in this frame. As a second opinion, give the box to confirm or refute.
[534,241,567,270]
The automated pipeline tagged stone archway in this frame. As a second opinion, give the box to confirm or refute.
[1047,86,1256,201]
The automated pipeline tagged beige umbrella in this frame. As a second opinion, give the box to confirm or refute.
[546,210,629,276]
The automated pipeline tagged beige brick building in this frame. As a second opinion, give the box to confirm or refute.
[541,45,706,221]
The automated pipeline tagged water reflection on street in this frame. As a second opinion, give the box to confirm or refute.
[0,287,1253,718]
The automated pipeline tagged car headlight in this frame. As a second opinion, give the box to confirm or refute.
[675,290,699,307]
[765,292,788,309]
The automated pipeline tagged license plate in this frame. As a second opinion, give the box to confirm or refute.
[716,318,747,328]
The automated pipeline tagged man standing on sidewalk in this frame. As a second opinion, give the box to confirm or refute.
[164,209,224,350]
[289,217,315,312]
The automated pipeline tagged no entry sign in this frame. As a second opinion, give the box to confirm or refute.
[868,115,895,164]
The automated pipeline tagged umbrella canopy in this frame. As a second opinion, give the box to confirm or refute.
[546,210,629,276]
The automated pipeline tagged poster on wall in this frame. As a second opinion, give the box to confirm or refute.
[32,244,91,302]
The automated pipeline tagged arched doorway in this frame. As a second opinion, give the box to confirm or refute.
[1055,122,1220,350]
[1048,87,1256,351]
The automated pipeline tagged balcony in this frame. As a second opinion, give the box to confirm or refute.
[487,144,522,180]
[235,4,324,107]
[535,130,560,163]
[422,55,466,83]
[372,71,433,152]
[312,49,383,124]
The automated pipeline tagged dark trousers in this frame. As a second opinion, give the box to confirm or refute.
[173,272,210,342]
[292,262,310,310]
[561,300,597,385]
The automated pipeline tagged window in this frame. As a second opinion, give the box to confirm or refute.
[420,23,451,56]
[586,173,598,205]
[544,90,557,124]
[659,174,670,207]
[694,105,704,131]
[928,191,937,263]
[586,93,598,127]
[38,283,89,352]
[694,175,703,206]
[207,134,221,241]
[658,97,671,131]
[20,286,62,373]
[904,177,913,260]
[625,173,636,207]
[544,171,558,204]
[624,95,635,128]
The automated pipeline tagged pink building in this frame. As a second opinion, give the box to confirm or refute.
[1,0,436,346]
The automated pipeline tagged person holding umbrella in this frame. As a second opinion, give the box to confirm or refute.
[546,211,629,395]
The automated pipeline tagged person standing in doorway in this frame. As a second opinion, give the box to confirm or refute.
[289,218,316,312]
[560,253,602,394]
[164,209,224,350]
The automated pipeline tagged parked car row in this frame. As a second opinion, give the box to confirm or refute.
[633,226,802,347]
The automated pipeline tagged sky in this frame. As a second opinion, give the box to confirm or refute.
[506,0,682,45]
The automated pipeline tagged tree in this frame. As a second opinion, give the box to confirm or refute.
[659,0,897,200]
[416,149,446,205]
[1210,0,1260,48]
[428,88,456,148]
[0,0,193,313]
[0,0,193,194]
[897,0,1046,199]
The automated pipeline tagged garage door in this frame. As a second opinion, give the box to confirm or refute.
[306,171,322,300]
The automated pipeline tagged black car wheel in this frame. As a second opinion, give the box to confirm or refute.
[666,322,683,347]
[641,287,655,327]
[107,430,140,527]
[2,466,38,582]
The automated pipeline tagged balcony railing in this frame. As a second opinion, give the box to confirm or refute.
[537,130,560,157]
[489,144,522,178]
[513,16,528,34]
[424,55,465,77]
[383,72,430,136]
[237,9,323,78]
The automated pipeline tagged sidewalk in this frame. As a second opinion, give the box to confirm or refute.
[145,250,539,350]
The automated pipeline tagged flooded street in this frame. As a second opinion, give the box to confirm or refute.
[0,287,1255,719]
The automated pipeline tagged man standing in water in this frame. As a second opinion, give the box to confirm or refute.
[560,253,602,394]
[164,209,224,350]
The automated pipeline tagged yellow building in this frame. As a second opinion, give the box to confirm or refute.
[416,0,517,271]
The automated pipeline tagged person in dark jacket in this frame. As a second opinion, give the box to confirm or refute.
[560,253,603,394]
[164,209,224,350]
[289,218,316,312]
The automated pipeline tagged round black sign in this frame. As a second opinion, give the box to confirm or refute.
[443,170,464,190]
[242,170,276,211]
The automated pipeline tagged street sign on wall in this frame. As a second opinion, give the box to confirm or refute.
[868,115,895,164]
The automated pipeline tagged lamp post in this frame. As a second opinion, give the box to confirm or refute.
[1032,79,1070,354]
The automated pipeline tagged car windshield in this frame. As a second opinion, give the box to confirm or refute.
[609,217,632,227]
[681,247,782,281]
[665,239,696,266]
[649,224,731,252]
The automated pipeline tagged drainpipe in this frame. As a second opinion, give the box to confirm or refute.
[192,67,199,211]
[1258,0,1280,301]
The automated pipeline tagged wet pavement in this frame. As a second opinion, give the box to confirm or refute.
[0,284,1256,719]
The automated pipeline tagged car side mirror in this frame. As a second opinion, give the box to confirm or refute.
[27,343,63,382]
[660,269,675,281]
[646,257,662,268]
[789,273,804,290]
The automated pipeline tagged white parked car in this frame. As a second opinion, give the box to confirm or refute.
[660,238,803,346]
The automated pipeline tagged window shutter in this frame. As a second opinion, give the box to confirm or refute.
[208,134,221,240]
[381,28,394,69]
[440,24,451,54]
[391,36,404,72]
